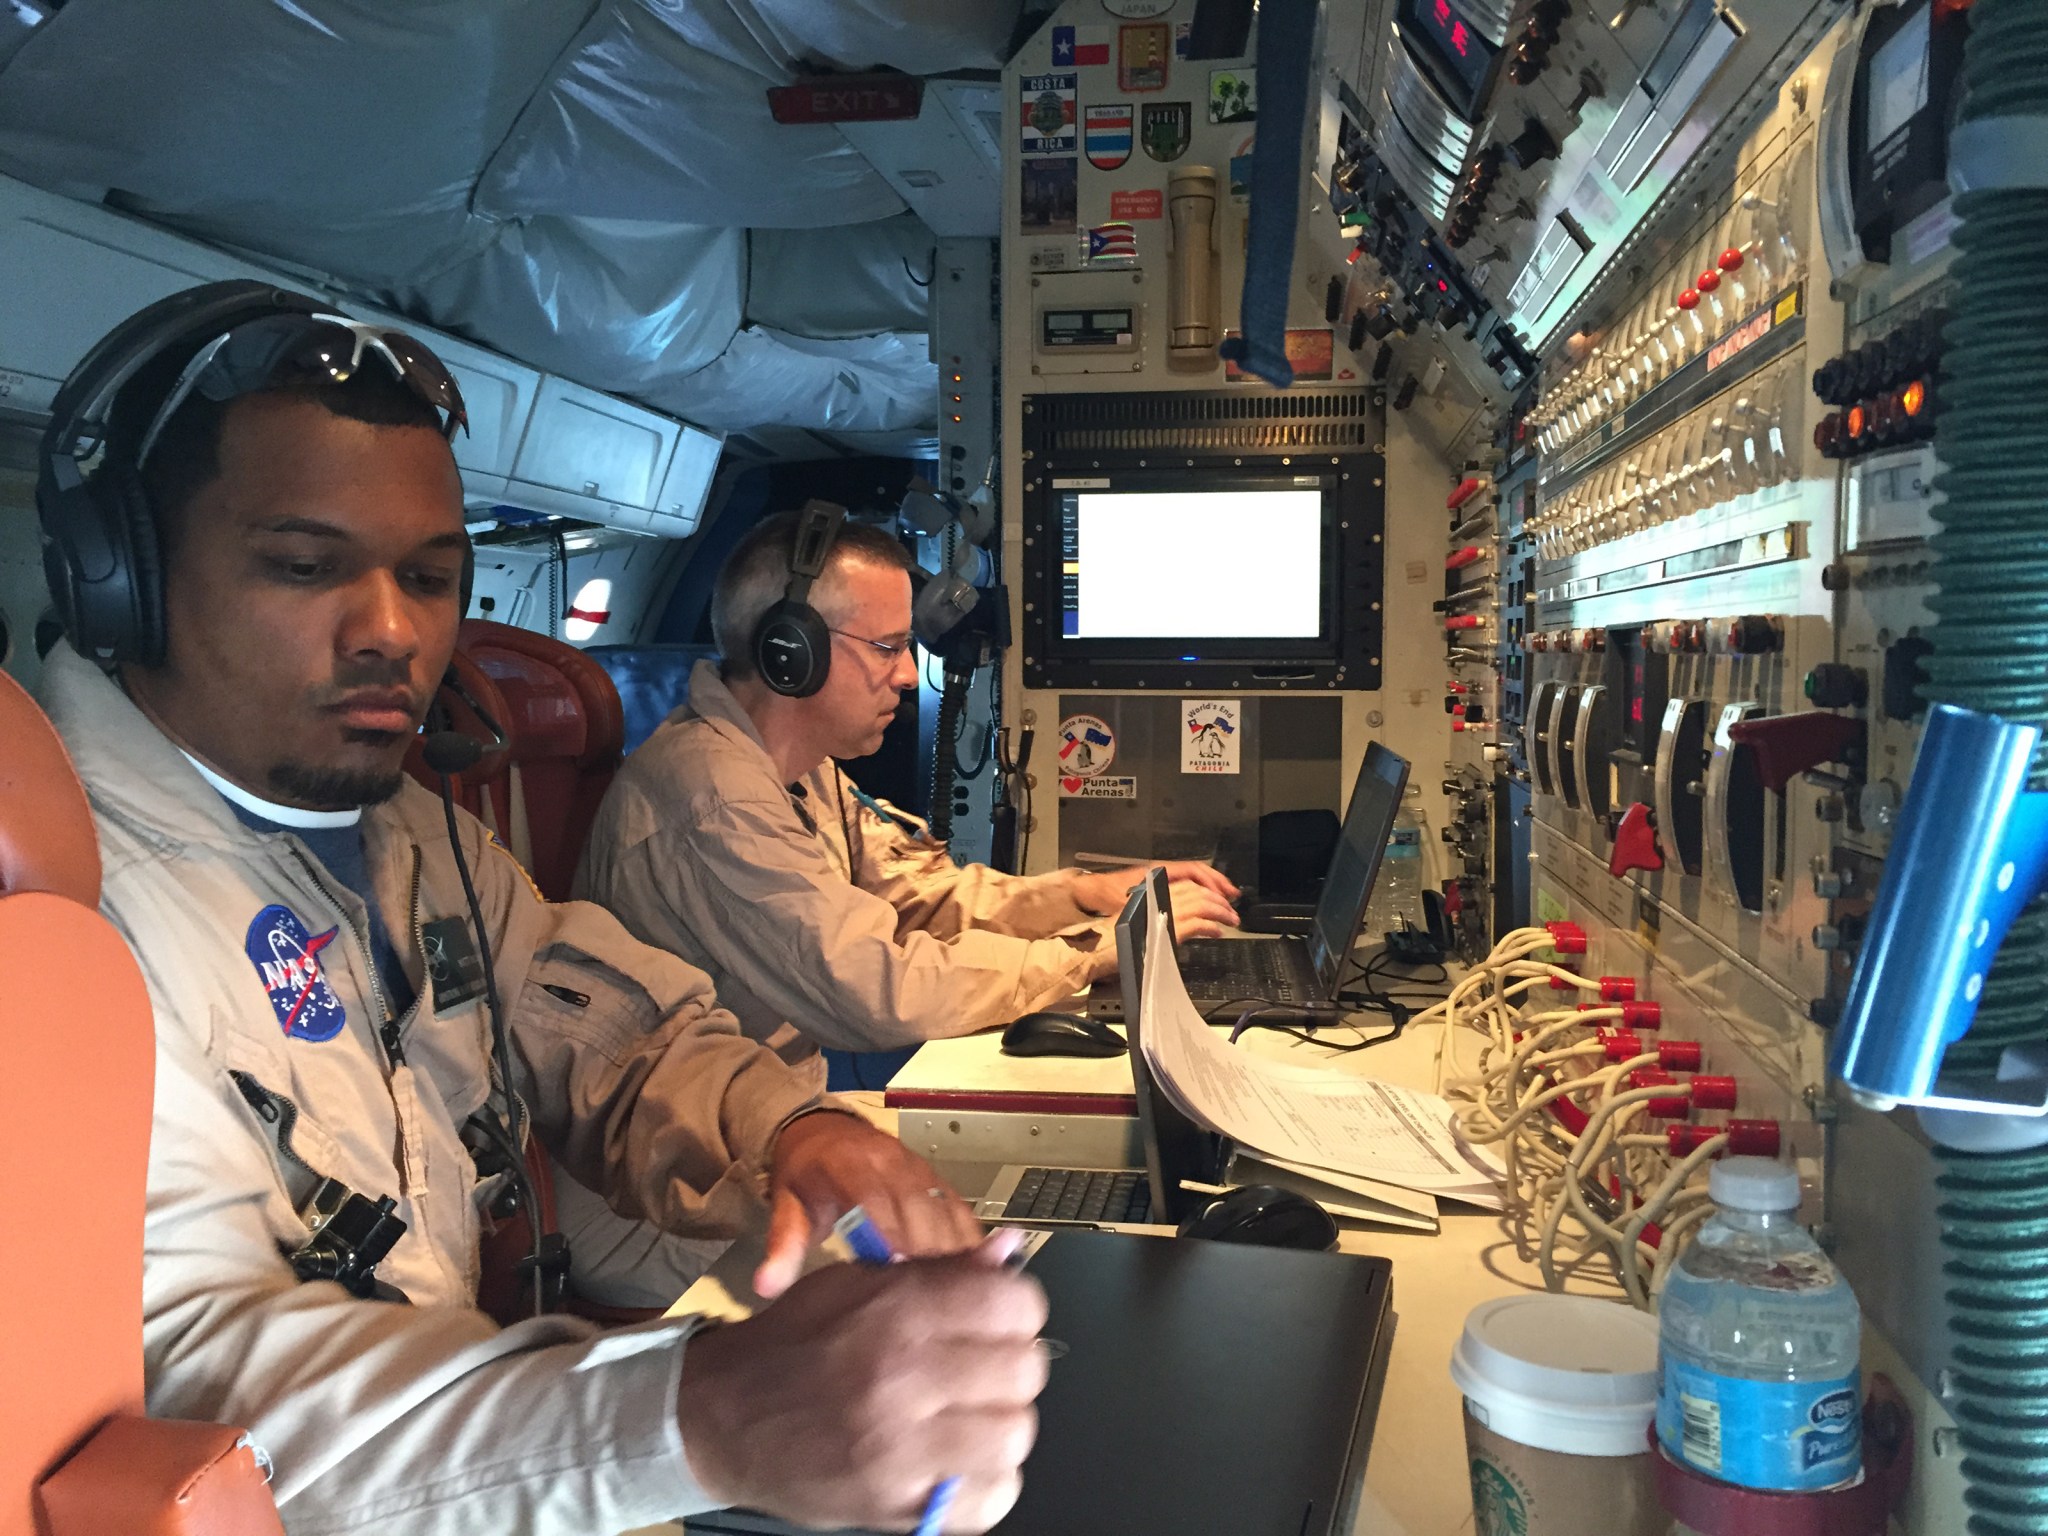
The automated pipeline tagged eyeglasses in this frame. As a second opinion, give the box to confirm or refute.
[828,627,914,662]
[136,312,468,468]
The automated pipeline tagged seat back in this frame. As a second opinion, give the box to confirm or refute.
[0,670,280,1535]
[584,643,719,756]
[458,620,626,901]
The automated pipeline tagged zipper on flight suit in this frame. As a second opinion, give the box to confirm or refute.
[286,844,424,1069]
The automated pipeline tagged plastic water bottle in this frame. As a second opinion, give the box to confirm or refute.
[1655,1158,1862,1494]
[1365,796,1425,942]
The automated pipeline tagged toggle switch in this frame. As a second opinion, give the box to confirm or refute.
[1607,801,1665,878]
[1725,711,1865,794]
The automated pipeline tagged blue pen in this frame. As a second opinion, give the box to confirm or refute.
[832,1208,963,1536]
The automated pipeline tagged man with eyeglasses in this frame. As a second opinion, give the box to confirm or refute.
[575,511,1241,1084]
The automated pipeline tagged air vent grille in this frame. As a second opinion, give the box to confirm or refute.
[1027,390,1375,457]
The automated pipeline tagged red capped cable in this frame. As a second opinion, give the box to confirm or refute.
[1726,1118,1780,1156]
[1658,1040,1703,1071]
[1667,1123,1722,1155]
[1577,1000,1662,1029]
[1689,1076,1738,1111]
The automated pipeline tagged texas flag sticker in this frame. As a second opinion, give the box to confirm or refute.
[246,904,348,1042]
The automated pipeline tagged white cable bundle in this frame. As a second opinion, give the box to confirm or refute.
[1434,924,1719,1309]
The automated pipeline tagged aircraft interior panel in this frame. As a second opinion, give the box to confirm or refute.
[1,0,2038,1528]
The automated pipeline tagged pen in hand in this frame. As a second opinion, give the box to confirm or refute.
[832,1209,1027,1535]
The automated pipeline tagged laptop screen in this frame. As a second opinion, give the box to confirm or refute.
[1118,871,1221,1222]
[1306,742,1412,988]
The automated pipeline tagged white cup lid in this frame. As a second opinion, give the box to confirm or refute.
[1450,1295,1660,1457]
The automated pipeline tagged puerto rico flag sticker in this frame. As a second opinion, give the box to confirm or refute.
[246,904,348,1042]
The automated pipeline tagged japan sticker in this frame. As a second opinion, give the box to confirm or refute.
[1056,712,1117,795]
[245,903,348,1042]
[1020,73,1078,154]
[1181,699,1242,774]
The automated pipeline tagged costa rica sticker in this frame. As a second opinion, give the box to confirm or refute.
[246,904,348,1042]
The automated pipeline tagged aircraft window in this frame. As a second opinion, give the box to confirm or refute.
[563,577,613,642]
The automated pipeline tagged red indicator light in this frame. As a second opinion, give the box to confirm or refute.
[1902,379,1927,417]
[1451,19,1470,54]
[1437,278,1450,292]
[1847,404,1867,439]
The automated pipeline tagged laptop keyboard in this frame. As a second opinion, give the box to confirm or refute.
[1003,1167,1153,1223]
[1176,940,1305,1001]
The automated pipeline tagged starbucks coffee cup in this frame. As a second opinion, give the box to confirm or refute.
[1450,1295,1665,1536]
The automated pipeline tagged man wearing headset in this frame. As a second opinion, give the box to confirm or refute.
[574,506,1242,1078]
[33,283,1045,1536]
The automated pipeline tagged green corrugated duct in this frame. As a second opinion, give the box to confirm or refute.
[1920,1,2048,1528]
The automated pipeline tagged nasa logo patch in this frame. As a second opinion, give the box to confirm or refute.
[245,904,348,1042]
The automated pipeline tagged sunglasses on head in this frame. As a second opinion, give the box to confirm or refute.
[135,312,469,467]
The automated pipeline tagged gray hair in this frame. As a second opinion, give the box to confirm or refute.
[711,510,914,680]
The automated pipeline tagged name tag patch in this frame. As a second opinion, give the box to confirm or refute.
[246,904,348,1042]
[422,916,488,1012]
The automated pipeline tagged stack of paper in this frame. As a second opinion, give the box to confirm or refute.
[1140,904,1504,1212]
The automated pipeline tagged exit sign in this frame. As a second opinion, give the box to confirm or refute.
[767,73,924,124]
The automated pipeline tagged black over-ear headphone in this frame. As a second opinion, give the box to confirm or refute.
[750,499,848,697]
[37,281,332,665]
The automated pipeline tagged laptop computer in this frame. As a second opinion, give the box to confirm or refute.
[683,1226,1395,1536]
[965,870,1223,1231]
[1088,741,1412,1021]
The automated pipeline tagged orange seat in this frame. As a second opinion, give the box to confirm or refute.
[0,669,282,1536]
[456,619,626,902]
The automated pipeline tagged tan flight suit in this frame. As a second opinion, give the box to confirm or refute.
[39,645,839,1535]
[576,660,1110,1077]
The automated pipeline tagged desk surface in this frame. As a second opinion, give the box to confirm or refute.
[662,982,1622,1536]
[849,994,1623,1536]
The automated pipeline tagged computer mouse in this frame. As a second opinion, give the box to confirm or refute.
[999,1012,1129,1058]
[1176,1185,1339,1251]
